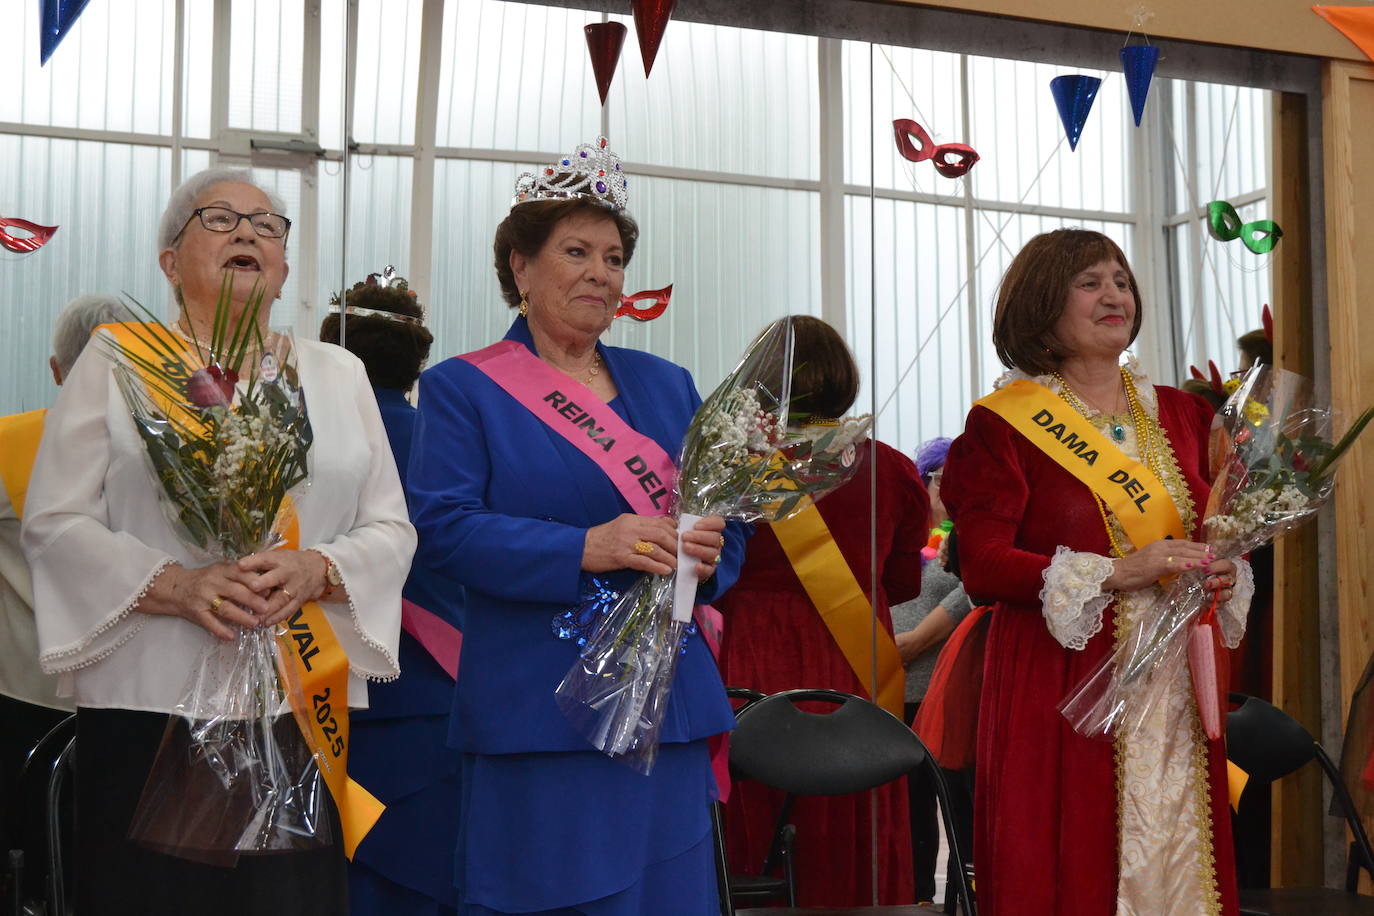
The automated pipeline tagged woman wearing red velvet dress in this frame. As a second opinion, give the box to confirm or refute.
[941,229,1251,916]
[718,316,930,906]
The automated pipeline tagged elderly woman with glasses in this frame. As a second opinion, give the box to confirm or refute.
[21,168,413,915]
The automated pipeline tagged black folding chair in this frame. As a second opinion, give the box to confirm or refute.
[720,688,976,916]
[4,713,74,916]
[1228,693,1374,916]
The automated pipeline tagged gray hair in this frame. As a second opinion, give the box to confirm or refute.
[52,294,133,376]
[157,167,289,253]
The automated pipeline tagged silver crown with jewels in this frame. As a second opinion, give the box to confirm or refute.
[512,137,629,211]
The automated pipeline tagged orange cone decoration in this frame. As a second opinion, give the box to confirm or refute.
[1314,6,1374,63]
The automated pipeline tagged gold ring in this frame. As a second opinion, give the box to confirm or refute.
[280,588,294,600]
[713,553,722,565]
[210,596,224,611]
[1166,556,1174,565]
[718,534,725,547]
[633,541,656,555]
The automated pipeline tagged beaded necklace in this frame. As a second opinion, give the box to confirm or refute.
[1052,366,1166,559]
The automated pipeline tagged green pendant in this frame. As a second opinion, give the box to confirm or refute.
[1112,423,1126,442]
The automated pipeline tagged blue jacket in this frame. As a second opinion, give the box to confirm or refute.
[406,317,746,754]
[353,386,463,721]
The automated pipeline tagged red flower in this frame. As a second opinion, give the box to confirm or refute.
[187,365,238,407]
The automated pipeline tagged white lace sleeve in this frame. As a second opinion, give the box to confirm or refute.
[1216,557,1254,649]
[1040,545,1115,650]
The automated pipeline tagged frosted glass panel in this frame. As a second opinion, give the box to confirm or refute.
[0,136,172,415]
[437,0,601,152]
[967,57,1132,214]
[229,0,304,133]
[844,43,963,191]
[0,0,176,135]
[610,19,819,181]
[848,196,970,455]
[352,0,424,145]
[316,157,415,313]
[428,160,819,392]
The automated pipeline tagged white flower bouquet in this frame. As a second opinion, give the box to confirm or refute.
[1060,364,1373,742]
[554,317,871,773]
[106,278,326,864]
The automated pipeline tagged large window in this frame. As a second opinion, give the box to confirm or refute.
[3,0,1273,462]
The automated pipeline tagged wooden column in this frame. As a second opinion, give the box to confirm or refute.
[1269,88,1323,886]
[1324,59,1374,722]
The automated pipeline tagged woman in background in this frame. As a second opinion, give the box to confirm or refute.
[320,273,459,916]
[717,315,929,906]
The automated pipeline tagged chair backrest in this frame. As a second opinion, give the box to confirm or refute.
[1226,694,1317,782]
[1227,693,1374,891]
[729,689,925,796]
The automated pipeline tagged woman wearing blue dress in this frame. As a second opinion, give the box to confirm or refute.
[406,139,747,915]
[320,276,462,915]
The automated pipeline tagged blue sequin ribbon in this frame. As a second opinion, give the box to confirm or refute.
[551,576,620,647]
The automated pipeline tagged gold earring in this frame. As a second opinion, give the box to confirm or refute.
[518,290,530,317]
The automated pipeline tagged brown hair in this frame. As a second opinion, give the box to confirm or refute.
[319,284,434,392]
[492,197,639,308]
[992,229,1143,376]
[785,315,859,420]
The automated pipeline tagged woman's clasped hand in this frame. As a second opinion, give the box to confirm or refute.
[582,512,727,579]
[1103,538,1238,601]
[140,550,335,640]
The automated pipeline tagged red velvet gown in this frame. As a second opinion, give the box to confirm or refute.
[941,384,1240,916]
[717,439,930,906]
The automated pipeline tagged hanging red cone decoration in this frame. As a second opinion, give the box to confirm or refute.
[584,22,628,107]
[1049,74,1102,151]
[0,216,59,254]
[616,284,672,321]
[631,0,676,78]
[892,118,980,178]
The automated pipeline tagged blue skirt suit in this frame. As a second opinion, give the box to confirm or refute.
[349,387,463,915]
[406,317,746,915]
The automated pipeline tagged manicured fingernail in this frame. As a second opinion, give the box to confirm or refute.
[1184,563,1194,569]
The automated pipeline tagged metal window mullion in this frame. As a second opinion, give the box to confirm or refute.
[297,0,324,323]
[409,0,446,306]
[817,37,846,332]
[171,0,186,187]
[1184,81,1206,364]
[1130,72,1172,383]
[210,0,233,164]
[960,52,980,405]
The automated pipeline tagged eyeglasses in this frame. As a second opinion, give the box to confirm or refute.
[177,206,292,241]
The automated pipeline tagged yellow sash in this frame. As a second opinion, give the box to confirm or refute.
[0,409,46,521]
[103,320,384,858]
[771,497,905,717]
[976,379,1186,548]
[274,503,385,859]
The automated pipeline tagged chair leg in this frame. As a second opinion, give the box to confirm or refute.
[47,738,74,916]
[710,803,733,916]
[779,824,797,907]
[925,761,976,916]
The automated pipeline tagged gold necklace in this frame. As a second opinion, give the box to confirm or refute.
[584,350,602,387]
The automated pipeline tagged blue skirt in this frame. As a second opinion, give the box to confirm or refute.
[350,714,462,912]
[456,741,719,915]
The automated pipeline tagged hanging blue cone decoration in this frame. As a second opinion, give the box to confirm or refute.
[40,0,92,65]
[1120,45,1159,126]
[1049,75,1102,151]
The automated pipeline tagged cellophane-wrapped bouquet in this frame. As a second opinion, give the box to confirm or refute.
[1060,364,1373,742]
[107,277,320,864]
[554,317,872,773]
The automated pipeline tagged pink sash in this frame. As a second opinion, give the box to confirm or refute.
[460,340,732,795]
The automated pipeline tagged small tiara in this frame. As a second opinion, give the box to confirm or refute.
[328,304,425,327]
[513,137,629,211]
